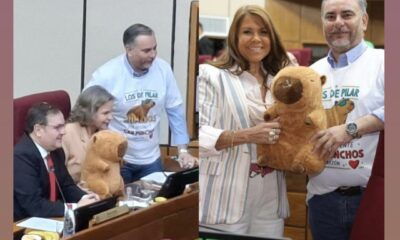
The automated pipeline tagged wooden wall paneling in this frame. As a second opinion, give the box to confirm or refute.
[186,1,199,139]
[285,192,307,227]
[286,172,307,192]
[300,0,325,44]
[284,226,306,240]
[364,11,372,41]
[160,145,169,161]
[267,0,301,43]
[368,1,384,46]
[283,41,304,50]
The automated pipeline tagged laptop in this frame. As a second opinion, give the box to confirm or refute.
[156,167,198,199]
[74,196,118,232]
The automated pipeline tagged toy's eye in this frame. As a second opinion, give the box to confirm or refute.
[338,99,346,106]
[310,79,314,82]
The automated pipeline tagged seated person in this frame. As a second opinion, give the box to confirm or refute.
[62,85,114,185]
[14,102,99,221]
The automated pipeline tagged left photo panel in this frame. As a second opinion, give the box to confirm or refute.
[12,0,199,239]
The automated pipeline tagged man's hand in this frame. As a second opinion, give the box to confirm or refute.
[177,152,199,169]
[310,124,352,159]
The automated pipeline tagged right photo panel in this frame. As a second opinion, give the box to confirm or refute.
[198,0,384,239]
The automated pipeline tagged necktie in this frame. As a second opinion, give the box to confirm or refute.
[46,154,57,201]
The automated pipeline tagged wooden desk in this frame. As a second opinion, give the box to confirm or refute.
[14,157,198,240]
[67,191,198,240]
[14,192,198,240]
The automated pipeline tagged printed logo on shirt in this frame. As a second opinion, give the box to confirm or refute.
[126,99,156,123]
[123,128,155,140]
[326,142,365,170]
[322,86,360,101]
[124,90,158,101]
[122,90,159,140]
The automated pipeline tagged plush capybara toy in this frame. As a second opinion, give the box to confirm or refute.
[257,66,329,174]
[81,130,127,199]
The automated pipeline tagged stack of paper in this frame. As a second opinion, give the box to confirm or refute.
[17,217,64,233]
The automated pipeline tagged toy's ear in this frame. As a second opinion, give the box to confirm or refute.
[320,75,326,85]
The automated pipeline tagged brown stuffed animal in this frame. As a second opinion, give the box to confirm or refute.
[257,66,329,174]
[81,130,127,199]
[326,98,354,127]
[126,99,155,123]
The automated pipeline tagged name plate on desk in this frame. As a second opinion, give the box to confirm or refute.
[93,205,130,225]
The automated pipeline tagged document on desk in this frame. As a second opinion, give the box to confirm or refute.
[17,217,64,233]
[140,171,174,185]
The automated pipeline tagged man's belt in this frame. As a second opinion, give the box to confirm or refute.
[334,186,365,196]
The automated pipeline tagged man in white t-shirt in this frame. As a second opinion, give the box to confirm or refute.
[85,24,198,184]
[308,0,384,239]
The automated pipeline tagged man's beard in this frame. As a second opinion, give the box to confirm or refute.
[330,38,351,52]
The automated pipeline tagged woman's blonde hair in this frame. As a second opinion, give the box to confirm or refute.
[68,85,114,126]
[211,5,290,76]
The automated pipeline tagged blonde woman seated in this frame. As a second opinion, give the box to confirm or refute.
[62,85,115,185]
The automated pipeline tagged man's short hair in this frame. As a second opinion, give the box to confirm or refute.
[123,23,154,47]
[25,102,62,133]
[321,0,367,14]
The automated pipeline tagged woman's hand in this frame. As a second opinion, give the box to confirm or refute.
[247,121,281,145]
[215,119,281,150]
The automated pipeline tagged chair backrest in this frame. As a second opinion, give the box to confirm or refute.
[13,90,71,145]
[288,48,312,66]
[198,54,213,64]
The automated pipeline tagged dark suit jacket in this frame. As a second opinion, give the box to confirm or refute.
[14,134,86,221]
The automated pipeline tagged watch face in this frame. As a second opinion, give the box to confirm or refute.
[347,122,357,134]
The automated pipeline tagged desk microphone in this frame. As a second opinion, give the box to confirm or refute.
[48,166,67,204]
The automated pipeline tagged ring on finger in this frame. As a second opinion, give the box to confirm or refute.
[269,130,276,137]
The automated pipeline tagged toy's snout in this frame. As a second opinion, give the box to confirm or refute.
[273,77,303,104]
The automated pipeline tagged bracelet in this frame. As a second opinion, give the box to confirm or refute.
[231,131,235,148]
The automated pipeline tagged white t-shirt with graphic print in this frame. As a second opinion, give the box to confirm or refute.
[307,47,384,201]
[86,55,183,165]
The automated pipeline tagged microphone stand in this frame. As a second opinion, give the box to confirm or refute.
[48,166,67,204]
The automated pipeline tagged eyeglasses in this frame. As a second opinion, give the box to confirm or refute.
[43,123,65,132]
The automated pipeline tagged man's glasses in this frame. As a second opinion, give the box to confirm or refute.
[43,123,65,132]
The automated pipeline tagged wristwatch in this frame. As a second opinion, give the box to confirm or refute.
[179,148,188,154]
[345,122,360,138]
